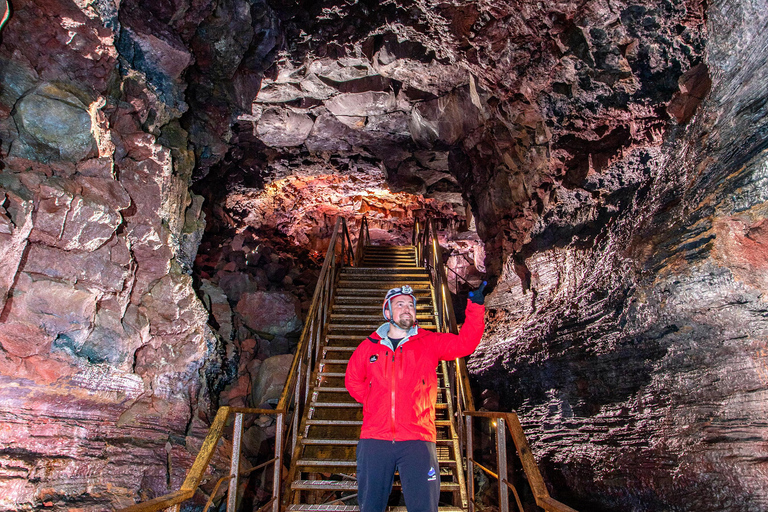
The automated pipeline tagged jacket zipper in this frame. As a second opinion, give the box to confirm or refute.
[390,349,396,441]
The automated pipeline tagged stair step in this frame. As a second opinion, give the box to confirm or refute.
[361,254,416,258]
[299,438,456,447]
[359,265,418,269]
[342,267,427,274]
[360,255,416,259]
[311,386,449,394]
[297,458,357,467]
[334,290,432,297]
[331,314,434,322]
[288,507,463,512]
[290,480,461,491]
[296,458,457,469]
[301,439,358,446]
[291,480,358,491]
[309,401,449,410]
[333,304,433,312]
[310,401,361,408]
[306,419,363,426]
[305,419,452,427]
[341,269,427,275]
[338,280,431,288]
[330,323,437,331]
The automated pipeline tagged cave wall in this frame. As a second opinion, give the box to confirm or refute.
[468,1,768,510]
[0,0,278,508]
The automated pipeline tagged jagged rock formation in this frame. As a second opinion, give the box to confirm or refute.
[0,0,767,510]
[0,0,279,507]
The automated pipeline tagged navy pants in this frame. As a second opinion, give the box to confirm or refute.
[356,439,440,512]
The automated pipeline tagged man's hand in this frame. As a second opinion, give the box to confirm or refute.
[468,281,488,305]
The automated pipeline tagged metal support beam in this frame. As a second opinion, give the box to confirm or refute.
[227,413,244,512]
[466,415,475,512]
[273,413,284,512]
[497,418,508,512]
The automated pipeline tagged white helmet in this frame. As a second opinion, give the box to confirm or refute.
[382,285,417,322]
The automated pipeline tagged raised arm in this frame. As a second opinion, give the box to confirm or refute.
[434,300,486,361]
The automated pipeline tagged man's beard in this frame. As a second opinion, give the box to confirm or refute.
[395,315,414,330]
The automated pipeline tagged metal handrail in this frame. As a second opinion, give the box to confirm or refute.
[464,411,578,512]
[354,216,370,265]
[118,217,357,512]
[414,219,577,512]
[414,219,474,414]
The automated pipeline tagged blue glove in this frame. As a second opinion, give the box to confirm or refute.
[468,281,487,305]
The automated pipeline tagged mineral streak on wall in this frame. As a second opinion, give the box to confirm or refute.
[0,0,767,510]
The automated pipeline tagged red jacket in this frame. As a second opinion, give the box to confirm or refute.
[344,301,485,442]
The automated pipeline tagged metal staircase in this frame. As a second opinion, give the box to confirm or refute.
[284,245,467,512]
[118,217,578,512]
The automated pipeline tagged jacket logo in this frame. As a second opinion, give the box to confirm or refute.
[369,355,378,363]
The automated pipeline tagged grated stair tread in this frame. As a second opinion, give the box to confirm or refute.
[287,504,464,511]
[290,480,461,492]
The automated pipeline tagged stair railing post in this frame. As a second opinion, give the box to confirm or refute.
[341,220,347,266]
[497,417,508,512]
[227,412,244,512]
[466,415,475,512]
[273,412,284,512]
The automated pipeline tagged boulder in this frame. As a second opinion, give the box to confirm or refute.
[235,291,302,336]
[12,83,97,162]
[250,354,294,407]
[218,271,261,301]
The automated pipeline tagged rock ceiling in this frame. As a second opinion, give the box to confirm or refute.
[1,0,768,510]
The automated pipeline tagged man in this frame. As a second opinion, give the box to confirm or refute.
[345,282,487,512]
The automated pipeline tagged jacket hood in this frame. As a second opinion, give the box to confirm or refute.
[374,322,419,350]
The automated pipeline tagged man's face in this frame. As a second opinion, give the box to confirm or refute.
[389,295,415,330]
